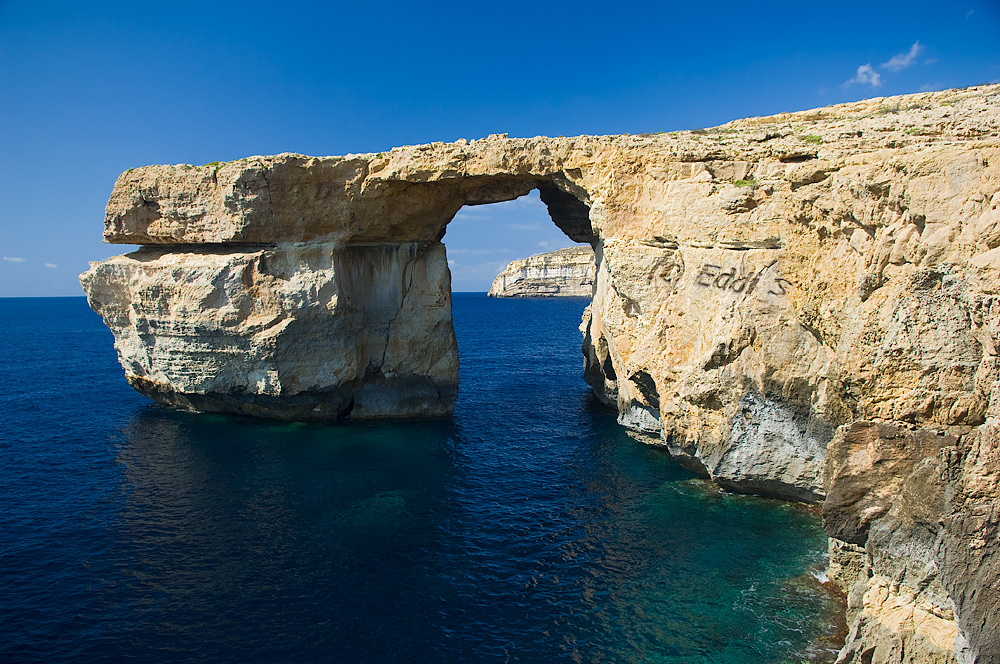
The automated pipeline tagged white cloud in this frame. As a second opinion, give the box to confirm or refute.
[966,10,974,19]
[453,211,491,221]
[845,63,882,88]
[537,239,578,254]
[882,41,924,72]
[2,256,25,263]
[497,194,546,210]
[467,260,508,275]
[449,260,509,280]
[44,263,58,268]
[448,248,505,256]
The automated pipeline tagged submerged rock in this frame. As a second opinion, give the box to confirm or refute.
[82,84,1000,662]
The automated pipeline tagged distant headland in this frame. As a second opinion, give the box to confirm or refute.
[488,246,595,297]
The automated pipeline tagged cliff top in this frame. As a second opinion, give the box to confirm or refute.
[103,84,999,247]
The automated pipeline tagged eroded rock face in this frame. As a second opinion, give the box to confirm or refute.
[81,242,458,419]
[822,419,1000,664]
[824,423,962,664]
[488,246,595,297]
[938,422,1000,664]
[82,85,1000,662]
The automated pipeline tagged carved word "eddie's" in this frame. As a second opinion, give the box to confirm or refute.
[694,264,790,296]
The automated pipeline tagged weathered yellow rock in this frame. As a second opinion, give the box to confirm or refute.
[836,574,959,664]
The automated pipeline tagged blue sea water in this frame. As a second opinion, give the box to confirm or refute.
[0,294,841,663]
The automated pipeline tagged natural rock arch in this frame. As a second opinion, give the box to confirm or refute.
[86,154,603,422]
[82,88,1000,663]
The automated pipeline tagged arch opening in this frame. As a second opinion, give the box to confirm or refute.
[439,182,596,295]
[82,164,607,424]
[442,175,598,247]
[436,180,601,417]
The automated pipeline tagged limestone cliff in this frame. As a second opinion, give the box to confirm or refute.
[81,242,457,420]
[82,84,1000,663]
[487,246,595,297]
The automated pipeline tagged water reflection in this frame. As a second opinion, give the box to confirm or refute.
[107,407,460,662]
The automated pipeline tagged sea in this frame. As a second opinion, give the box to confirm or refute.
[0,294,842,663]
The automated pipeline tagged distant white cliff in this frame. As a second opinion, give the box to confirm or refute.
[487,246,595,297]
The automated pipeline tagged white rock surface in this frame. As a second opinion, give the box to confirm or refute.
[81,242,457,419]
[488,246,595,297]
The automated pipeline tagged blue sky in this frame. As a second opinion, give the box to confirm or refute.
[1,1,998,295]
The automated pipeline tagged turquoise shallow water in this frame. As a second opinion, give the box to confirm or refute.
[0,294,841,662]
